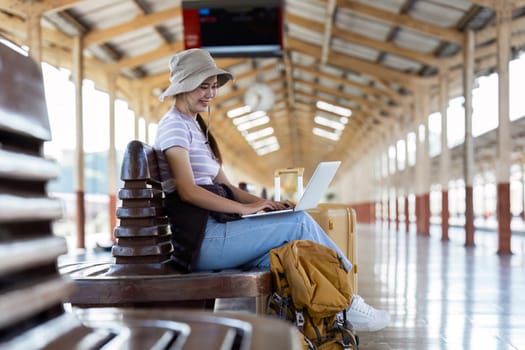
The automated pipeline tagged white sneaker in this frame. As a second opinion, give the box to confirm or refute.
[346,294,390,332]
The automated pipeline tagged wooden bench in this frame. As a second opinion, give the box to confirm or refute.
[60,139,272,311]
[0,41,301,350]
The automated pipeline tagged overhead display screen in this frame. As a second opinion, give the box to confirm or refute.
[182,0,283,57]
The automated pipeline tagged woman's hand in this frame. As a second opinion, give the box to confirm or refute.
[239,199,295,215]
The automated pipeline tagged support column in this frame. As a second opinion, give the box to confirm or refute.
[376,151,383,222]
[405,194,410,233]
[73,36,85,249]
[440,71,450,241]
[393,128,400,232]
[26,12,42,63]
[383,148,392,228]
[404,121,411,233]
[368,155,377,222]
[463,30,475,246]
[522,163,525,221]
[415,88,430,236]
[107,72,118,243]
[134,106,140,141]
[381,145,389,223]
[414,97,423,234]
[495,2,512,254]
[421,86,431,236]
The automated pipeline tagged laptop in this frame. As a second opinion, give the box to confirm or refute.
[242,161,341,218]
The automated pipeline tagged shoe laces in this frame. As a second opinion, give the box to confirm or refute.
[350,295,375,316]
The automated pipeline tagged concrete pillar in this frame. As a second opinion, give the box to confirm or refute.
[463,30,475,246]
[440,71,450,241]
[495,2,513,254]
[73,36,85,249]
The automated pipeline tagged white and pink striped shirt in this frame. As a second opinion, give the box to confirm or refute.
[154,109,220,193]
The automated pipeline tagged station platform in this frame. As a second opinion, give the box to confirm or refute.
[60,222,525,349]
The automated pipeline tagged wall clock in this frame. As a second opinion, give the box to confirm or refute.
[244,83,275,112]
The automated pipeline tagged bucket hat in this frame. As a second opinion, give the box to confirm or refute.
[159,48,234,101]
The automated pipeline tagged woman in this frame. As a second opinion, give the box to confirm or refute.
[153,48,390,332]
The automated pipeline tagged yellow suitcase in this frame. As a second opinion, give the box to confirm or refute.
[272,168,358,292]
[307,204,358,294]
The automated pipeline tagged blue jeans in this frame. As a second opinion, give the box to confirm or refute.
[193,211,352,271]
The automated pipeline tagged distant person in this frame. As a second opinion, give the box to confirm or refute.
[238,182,249,192]
[153,48,390,332]
[261,187,268,199]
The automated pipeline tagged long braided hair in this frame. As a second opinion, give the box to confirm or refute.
[195,112,222,164]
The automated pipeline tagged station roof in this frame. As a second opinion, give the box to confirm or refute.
[1,0,525,186]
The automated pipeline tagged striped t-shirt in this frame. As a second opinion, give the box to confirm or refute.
[154,109,220,193]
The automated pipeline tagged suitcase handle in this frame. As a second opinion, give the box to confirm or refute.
[274,167,304,201]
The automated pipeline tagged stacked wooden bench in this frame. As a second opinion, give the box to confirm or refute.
[59,140,272,311]
[0,42,301,349]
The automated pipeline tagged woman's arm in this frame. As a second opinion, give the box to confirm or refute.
[214,169,263,204]
[165,146,288,215]
[215,168,295,210]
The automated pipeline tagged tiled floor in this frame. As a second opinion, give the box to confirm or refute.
[218,222,525,350]
[339,223,525,350]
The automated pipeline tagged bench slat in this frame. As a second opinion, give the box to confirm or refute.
[118,187,162,199]
[0,277,75,328]
[118,217,169,227]
[0,236,67,274]
[116,206,164,218]
[0,149,60,180]
[114,225,169,237]
[0,313,106,349]
[58,261,113,276]
[120,140,160,181]
[0,194,63,222]
[112,240,172,256]
[65,269,271,306]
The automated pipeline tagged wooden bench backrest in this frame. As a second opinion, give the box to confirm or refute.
[120,139,161,183]
[108,140,178,275]
[0,42,103,347]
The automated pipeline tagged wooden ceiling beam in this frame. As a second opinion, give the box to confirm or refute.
[331,26,444,69]
[286,12,419,100]
[0,7,72,49]
[286,36,426,89]
[116,42,184,70]
[295,90,392,130]
[1,0,81,17]
[286,37,412,89]
[321,0,337,64]
[475,14,525,46]
[83,7,181,47]
[469,0,525,9]
[339,0,464,45]
[296,78,393,118]
[294,63,401,104]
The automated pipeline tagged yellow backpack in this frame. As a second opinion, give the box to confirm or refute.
[268,240,358,350]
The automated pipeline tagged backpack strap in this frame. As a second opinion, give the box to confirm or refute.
[294,310,305,330]
[334,325,357,350]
